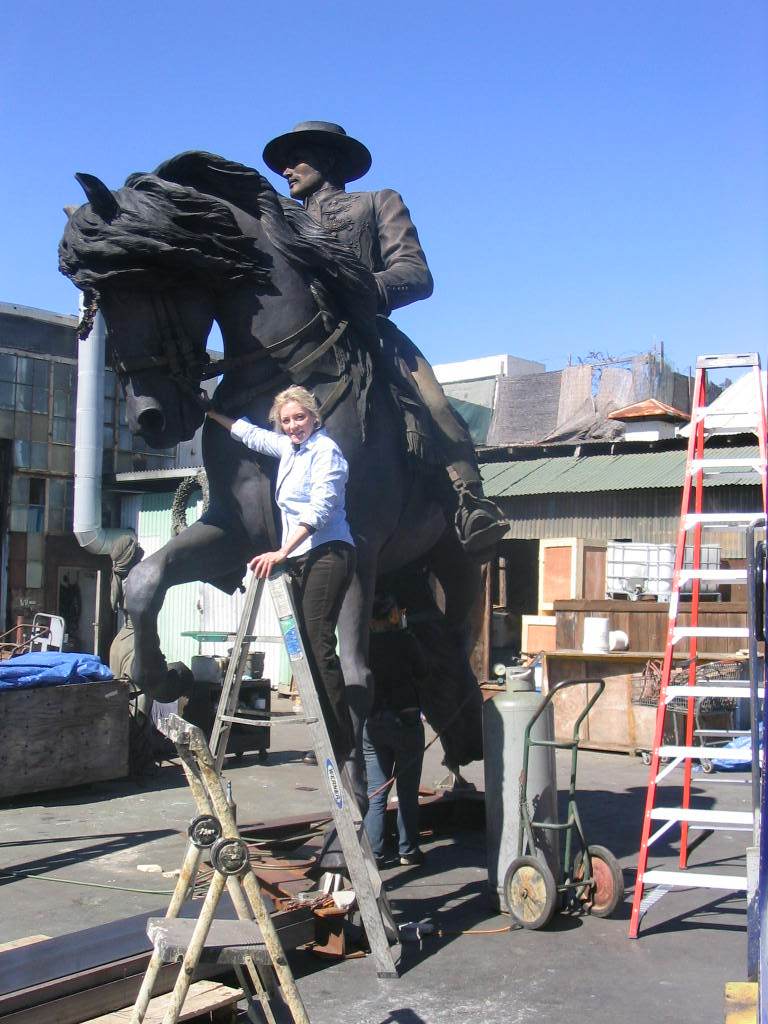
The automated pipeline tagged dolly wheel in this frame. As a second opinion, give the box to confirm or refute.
[575,845,623,918]
[503,856,557,930]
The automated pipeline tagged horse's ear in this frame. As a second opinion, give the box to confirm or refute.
[75,172,120,221]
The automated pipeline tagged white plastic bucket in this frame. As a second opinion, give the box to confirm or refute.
[609,629,629,651]
[582,617,610,653]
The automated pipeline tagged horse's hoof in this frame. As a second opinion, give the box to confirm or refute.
[145,662,195,702]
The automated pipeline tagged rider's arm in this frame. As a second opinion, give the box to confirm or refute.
[373,189,434,315]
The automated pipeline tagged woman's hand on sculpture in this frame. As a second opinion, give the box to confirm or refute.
[207,409,236,431]
[248,549,288,579]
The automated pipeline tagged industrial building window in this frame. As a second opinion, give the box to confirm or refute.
[47,476,74,534]
[0,356,50,416]
[9,475,45,533]
[52,362,76,446]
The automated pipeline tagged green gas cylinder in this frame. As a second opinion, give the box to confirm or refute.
[483,668,559,910]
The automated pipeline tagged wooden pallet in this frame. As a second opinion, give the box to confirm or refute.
[84,980,243,1023]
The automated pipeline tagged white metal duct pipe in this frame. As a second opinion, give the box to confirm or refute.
[73,302,132,554]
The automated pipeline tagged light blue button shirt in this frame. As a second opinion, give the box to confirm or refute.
[230,418,355,557]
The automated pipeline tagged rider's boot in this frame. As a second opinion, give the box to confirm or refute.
[453,479,509,561]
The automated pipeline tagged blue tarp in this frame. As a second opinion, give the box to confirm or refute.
[0,652,113,691]
[710,723,763,771]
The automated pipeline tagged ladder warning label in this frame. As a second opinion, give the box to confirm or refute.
[325,759,344,809]
[280,619,303,660]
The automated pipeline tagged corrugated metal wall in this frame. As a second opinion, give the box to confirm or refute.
[126,492,284,685]
[499,485,763,557]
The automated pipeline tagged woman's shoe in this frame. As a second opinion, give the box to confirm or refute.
[399,850,424,866]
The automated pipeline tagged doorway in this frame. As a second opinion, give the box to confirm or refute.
[58,566,99,653]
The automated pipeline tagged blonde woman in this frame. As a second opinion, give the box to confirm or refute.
[207,386,356,760]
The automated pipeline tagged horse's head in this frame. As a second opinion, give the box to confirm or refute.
[59,164,273,448]
[103,285,216,447]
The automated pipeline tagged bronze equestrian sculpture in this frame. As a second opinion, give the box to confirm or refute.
[263,121,508,557]
[59,152,484,799]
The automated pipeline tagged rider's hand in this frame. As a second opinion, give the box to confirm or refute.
[248,549,288,578]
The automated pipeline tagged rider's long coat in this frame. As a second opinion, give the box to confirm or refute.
[305,185,433,316]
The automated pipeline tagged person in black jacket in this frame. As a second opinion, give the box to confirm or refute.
[362,592,429,866]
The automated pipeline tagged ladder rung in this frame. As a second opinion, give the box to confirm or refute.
[641,869,748,890]
[657,744,753,761]
[649,807,753,826]
[696,353,759,369]
[665,685,763,701]
[672,626,749,643]
[694,729,750,737]
[683,513,764,529]
[220,713,314,727]
[695,411,760,430]
[677,568,746,583]
[689,458,764,476]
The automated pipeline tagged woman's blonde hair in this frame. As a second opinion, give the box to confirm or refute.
[268,385,322,433]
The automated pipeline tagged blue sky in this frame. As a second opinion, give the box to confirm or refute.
[2,0,765,373]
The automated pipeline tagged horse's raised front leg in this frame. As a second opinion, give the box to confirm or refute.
[124,519,250,701]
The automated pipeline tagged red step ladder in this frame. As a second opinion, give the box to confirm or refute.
[629,353,767,939]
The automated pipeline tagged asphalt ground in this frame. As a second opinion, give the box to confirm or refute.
[0,693,753,1023]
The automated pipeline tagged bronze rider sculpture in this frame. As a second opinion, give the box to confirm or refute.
[263,121,508,559]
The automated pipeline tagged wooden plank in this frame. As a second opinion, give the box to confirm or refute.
[0,680,130,798]
[553,600,750,656]
[84,980,243,1023]
[0,935,50,954]
[583,545,607,600]
[1,964,182,1024]
[0,898,312,1018]
[724,981,757,1024]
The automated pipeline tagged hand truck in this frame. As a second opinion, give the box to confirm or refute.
[503,678,623,930]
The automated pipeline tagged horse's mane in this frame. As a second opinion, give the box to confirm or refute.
[59,172,274,291]
[59,151,379,332]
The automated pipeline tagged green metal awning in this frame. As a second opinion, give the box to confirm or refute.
[480,445,761,498]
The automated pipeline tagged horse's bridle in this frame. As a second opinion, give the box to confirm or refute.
[107,290,352,418]
[107,292,212,407]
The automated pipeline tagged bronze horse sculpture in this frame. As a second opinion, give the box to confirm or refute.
[59,152,483,795]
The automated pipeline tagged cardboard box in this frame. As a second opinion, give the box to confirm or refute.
[522,615,557,654]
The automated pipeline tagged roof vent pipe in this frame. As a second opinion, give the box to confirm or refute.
[73,299,133,554]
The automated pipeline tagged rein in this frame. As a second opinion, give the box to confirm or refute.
[112,298,352,418]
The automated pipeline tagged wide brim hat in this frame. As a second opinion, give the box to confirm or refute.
[263,121,372,183]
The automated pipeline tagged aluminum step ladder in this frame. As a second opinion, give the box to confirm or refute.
[628,352,767,940]
[130,568,399,1023]
[130,712,309,1024]
[213,570,399,979]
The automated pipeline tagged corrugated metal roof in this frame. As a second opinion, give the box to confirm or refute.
[481,444,760,497]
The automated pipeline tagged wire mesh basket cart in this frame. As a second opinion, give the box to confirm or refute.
[631,659,743,770]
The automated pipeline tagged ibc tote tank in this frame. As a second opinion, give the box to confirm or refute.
[483,668,559,910]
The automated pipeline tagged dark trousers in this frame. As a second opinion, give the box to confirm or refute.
[363,709,425,858]
[288,541,356,763]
